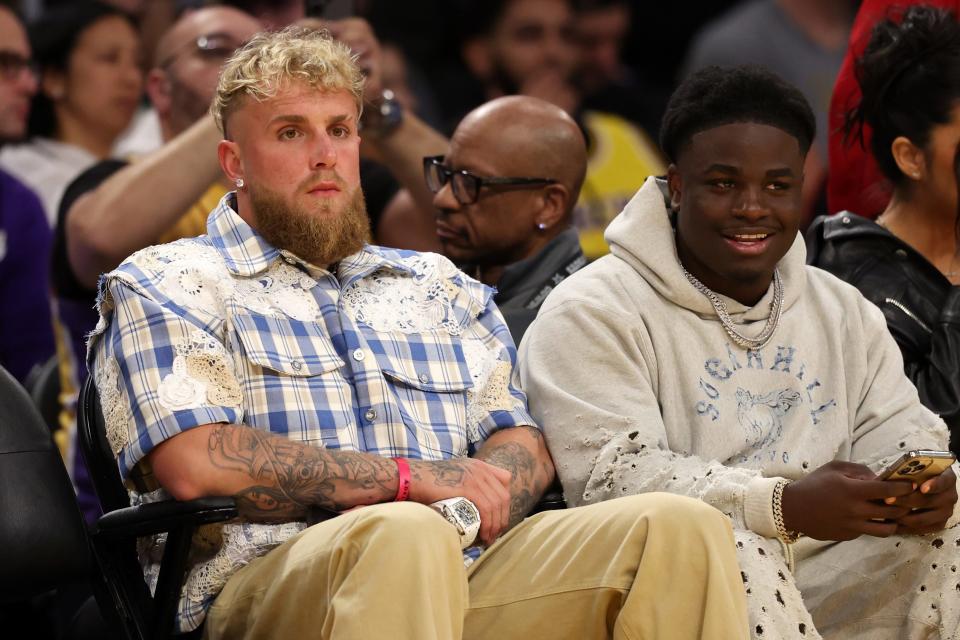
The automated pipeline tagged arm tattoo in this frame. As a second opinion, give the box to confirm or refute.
[428,459,471,486]
[207,424,397,522]
[477,426,549,527]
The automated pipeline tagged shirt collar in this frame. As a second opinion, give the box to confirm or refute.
[496,227,583,296]
[337,244,422,287]
[207,192,281,277]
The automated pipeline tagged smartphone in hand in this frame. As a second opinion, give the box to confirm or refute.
[878,450,955,483]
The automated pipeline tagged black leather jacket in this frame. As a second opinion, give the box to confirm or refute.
[807,213,960,454]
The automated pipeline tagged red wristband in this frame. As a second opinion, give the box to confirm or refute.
[392,457,410,502]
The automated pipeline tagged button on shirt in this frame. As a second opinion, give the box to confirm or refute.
[88,193,535,632]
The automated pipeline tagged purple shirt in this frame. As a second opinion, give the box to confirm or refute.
[0,169,54,383]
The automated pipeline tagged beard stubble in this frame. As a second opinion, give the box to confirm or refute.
[249,179,371,268]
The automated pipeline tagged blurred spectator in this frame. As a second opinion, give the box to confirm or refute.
[0,1,142,225]
[218,0,305,30]
[572,0,667,138]
[682,0,854,224]
[449,0,665,260]
[428,96,587,342]
[113,0,181,157]
[0,4,54,384]
[809,4,960,451]
[827,0,960,218]
[379,40,443,130]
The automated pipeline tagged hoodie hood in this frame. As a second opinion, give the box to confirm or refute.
[603,176,808,320]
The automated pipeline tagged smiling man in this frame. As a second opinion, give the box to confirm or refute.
[519,65,960,639]
[87,28,749,639]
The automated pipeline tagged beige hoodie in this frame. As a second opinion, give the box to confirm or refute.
[518,177,958,537]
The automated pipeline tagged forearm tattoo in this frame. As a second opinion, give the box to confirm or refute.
[207,424,396,521]
[478,426,550,527]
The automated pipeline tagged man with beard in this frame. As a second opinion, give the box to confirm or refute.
[49,5,263,523]
[57,6,449,522]
[88,27,750,639]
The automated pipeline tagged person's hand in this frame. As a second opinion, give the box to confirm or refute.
[781,460,915,541]
[890,466,958,535]
[408,458,512,546]
[298,17,383,100]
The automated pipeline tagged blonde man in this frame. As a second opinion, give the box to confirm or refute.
[89,28,749,639]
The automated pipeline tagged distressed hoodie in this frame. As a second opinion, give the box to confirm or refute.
[518,177,958,537]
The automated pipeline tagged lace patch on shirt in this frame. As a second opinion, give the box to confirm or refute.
[135,489,304,609]
[96,356,129,455]
[143,243,320,322]
[462,340,515,443]
[181,522,305,604]
[231,264,319,321]
[157,330,243,411]
[341,254,465,335]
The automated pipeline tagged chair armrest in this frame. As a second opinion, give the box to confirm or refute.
[95,497,239,538]
[529,490,566,515]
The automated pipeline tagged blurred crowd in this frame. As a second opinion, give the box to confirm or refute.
[7,1,960,638]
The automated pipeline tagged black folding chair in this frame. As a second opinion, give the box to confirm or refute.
[76,375,238,640]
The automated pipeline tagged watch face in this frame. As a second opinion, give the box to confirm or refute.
[452,498,479,526]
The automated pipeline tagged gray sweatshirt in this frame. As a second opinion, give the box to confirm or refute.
[518,177,959,537]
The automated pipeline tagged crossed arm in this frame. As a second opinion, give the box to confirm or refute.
[149,421,554,545]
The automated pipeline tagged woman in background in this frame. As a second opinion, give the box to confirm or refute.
[0,1,142,225]
[808,4,960,454]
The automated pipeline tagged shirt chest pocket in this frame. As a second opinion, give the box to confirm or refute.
[372,335,475,457]
[229,307,353,439]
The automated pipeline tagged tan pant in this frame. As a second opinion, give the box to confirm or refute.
[203,493,749,640]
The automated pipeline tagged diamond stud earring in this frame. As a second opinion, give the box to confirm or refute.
[235,177,245,189]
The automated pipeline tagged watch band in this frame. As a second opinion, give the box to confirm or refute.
[430,497,481,549]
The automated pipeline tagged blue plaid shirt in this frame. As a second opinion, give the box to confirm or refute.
[88,193,536,632]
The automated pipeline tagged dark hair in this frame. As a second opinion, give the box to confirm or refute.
[455,0,574,41]
[571,0,629,12]
[26,1,136,138]
[659,65,815,162]
[846,5,960,186]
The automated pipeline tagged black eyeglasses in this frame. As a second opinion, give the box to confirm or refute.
[158,32,246,69]
[0,50,38,83]
[423,155,557,205]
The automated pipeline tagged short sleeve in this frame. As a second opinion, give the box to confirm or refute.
[88,276,243,479]
[462,295,537,449]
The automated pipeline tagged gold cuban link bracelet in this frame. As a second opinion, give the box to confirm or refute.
[772,479,800,544]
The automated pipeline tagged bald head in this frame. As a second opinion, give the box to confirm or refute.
[149,7,261,139]
[155,6,261,68]
[455,96,586,216]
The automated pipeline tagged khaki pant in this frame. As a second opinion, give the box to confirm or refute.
[204,493,748,640]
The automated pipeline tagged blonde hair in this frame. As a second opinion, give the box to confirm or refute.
[211,26,364,136]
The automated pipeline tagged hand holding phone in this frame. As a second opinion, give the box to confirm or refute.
[879,450,957,536]
[878,450,955,484]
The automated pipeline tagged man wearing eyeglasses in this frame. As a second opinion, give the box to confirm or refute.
[0,5,55,385]
[425,96,587,343]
